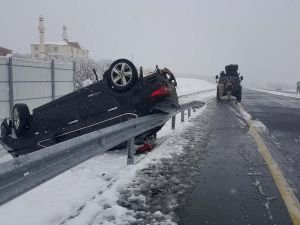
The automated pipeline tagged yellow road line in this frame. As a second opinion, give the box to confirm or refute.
[239,105,300,225]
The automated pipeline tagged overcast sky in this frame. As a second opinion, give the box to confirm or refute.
[1,0,299,86]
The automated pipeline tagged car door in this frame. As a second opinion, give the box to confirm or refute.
[33,91,80,134]
[77,83,118,121]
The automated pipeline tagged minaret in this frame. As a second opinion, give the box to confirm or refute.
[62,25,68,42]
[38,16,46,58]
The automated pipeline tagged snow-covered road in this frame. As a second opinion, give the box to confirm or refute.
[0,78,216,225]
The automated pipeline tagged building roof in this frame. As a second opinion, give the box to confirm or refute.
[0,46,12,56]
[67,41,81,49]
[32,40,86,50]
[32,40,68,46]
[0,46,12,52]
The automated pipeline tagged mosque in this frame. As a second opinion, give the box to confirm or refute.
[31,16,89,60]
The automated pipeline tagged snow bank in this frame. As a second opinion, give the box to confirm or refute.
[0,149,12,163]
[239,105,268,133]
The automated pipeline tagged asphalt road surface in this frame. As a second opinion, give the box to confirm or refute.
[122,89,300,225]
[242,89,300,199]
[176,89,296,225]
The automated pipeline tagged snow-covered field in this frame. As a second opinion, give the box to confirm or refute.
[250,88,300,99]
[176,78,215,104]
[0,78,215,225]
[176,78,215,96]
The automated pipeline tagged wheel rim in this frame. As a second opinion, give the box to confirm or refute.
[13,108,20,130]
[110,62,133,87]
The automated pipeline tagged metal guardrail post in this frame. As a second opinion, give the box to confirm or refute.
[171,115,176,130]
[8,57,14,118]
[73,61,76,90]
[188,108,191,117]
[181,111,184,122]
[51,60,55,100]
[127,137,135,165]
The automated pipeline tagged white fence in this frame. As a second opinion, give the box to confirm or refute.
[0,57,75,150]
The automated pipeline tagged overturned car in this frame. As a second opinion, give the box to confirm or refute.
[215,64,243,102]
[0,59,179,157]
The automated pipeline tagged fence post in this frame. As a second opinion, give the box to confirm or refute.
[127,137,135,165]
[8,57,14,118]
[188,108,191,118]
[181,111,184,122]
[171,115,176,130]
[73,61,76,90]
[51,60,55,100]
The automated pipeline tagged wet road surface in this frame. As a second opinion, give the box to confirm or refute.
[176,97,292,225]
[119,89,299,225]
[242,89,300,201]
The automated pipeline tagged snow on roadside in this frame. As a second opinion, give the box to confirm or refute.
[250,88,300,99]
[0,152,129,225]
[239,106,268,133]
[176,78,215,96]
[0,105,208,225]
[252,120,268,133]
[0,148,12,162]
[0,78,215,225]
[55,105,207,225]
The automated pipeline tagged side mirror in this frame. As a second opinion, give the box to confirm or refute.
[240,76,243,81]
[215,75,219,80]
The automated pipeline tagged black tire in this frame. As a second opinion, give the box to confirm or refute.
[237,90,242,102]
[106,59,138,92]
[1,121,9,139]
[216,88,221,101]
[12,103,30,137]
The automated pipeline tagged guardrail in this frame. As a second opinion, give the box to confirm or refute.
[0,101,204,206]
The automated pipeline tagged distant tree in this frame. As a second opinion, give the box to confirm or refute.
[74,58,112,88]
[11,52,32,59]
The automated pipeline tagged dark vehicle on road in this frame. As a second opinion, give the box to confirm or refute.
[215,64,243,102]
[0,59,179,157]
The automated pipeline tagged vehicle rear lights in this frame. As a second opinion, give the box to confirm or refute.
[150,86,171,98]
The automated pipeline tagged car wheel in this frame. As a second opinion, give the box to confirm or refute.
[216,88,221,101]
[107,59,138,92]
[1,121,9,139]
[12,103,30,137]
[237,90,242,102]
